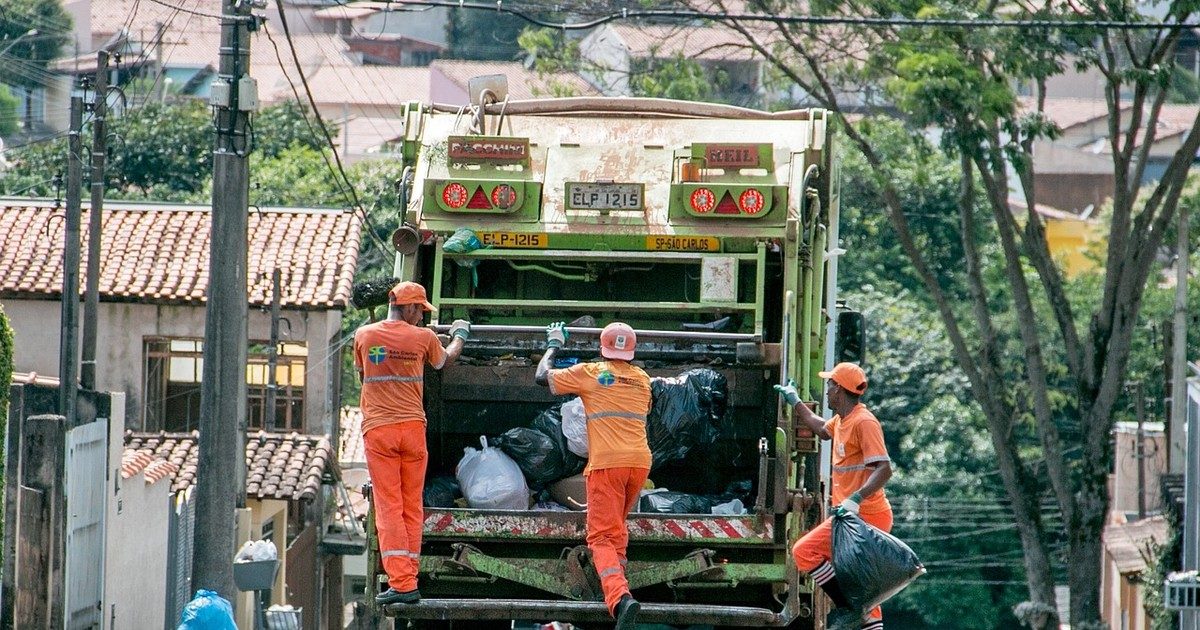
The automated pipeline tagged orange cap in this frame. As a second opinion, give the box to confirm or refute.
[388,281,437,312]
[600,322,636,361]
[818,362,867,395]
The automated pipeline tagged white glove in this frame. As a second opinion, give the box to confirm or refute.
[774,379,801,406]
[546,322,568,348]
[839,491,863,515]
[449,319,471,341]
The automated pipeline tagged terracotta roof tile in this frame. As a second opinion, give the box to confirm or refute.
[339,406,365,466]
[606,24,765,62]
[0,202,361,309]
[1103,515,1170,575]
[430,60,599,100]
[124,430,336,501]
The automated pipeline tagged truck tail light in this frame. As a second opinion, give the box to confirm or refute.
[690,188,716,213]
[442,182,468,209]
[714,191,740,214]
[466,187,491,209]
[491,184,518,210]
[739,188,765,214]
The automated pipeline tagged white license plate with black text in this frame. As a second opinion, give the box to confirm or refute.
[566,182,645,211]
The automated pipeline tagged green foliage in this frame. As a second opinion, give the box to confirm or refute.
[0,0,72,90]
[629,54,717,102]
[446,8,528,60]
[0,83,18,136]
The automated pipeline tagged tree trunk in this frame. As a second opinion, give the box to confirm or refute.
[1067,442,1110,628]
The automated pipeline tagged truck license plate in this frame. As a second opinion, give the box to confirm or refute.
[566,182,645,211]
[646,236,720,252]
[477,232,548,248]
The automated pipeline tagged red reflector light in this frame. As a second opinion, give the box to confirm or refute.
[739,188,765,214]
[466,187,491,209]
[714,191,739,214]
[690,188,716,213]
[442,182,468,208]
[491,184,518,210]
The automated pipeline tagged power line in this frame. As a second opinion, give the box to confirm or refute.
[267,2,396,263]
[356,0,1200,31]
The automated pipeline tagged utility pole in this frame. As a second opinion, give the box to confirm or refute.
[1136,382,1146,520]
[81,50,108,393]
[193,0,256,601]
[154,22,165,103]
[58,97,84,424]
[266,268,281,432]
[1177,199,1197,630]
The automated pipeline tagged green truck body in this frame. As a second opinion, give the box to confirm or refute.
[365,95,850,628]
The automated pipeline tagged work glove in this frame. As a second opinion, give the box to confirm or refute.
[546,322,568,348]
[449,319,471,341]
[773,379,801,406]
[836,491,863,516]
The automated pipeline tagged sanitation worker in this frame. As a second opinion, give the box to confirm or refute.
[535,321,649,630]
[353,281,471,606]
[775,362,892,630]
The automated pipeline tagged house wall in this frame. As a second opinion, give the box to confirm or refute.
[1034,172,1115,214]
[358,8,450,48]
[1112,425,1167,516]
[0,298,344,434]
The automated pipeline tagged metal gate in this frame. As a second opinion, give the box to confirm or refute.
[165,487,197,628]
[64,419,108,629]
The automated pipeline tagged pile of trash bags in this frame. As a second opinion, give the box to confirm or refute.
[433,367,743,514]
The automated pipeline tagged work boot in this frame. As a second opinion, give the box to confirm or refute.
[826,606,863,630]
[614,593,640,630]
[375,587,420,605]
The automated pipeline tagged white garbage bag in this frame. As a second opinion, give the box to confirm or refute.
[561,397,589,458]
[456,436,531,510]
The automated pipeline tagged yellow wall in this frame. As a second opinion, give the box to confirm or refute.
[1043,217,1105,276]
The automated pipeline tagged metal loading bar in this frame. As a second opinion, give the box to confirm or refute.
[429,324,757,342]
[384,599,790,626]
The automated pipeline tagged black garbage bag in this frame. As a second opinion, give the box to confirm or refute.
[423,476,461,508]
[831,511,925,613]
[638,491,714,514]
[493,407,586,489]
[647,368,728,470]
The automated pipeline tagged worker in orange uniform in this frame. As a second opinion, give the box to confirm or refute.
[775,362,892,630]
[535,321,649,629]
[354,282,470,606]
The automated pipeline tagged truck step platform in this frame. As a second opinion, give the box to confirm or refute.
[384,598,787,626]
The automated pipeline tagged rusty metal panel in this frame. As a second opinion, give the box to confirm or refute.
[424,509,774,544]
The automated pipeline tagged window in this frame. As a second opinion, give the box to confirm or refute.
[143,338,307,432]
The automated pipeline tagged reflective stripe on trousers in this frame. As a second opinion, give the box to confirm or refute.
[382,549,420,559]
[363,375,425,383]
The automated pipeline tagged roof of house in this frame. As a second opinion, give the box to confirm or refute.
[90,0,225,42]
[283,64,431,106]
[430,60,599,100]
[339,406,365,466]
[604,24,764,62]
[0,201,361,309]
[312,4,380,20]
[1103,515,1170,575]
[1020,97,1125,133]
[124,430,336,501]
[340,116,409,155]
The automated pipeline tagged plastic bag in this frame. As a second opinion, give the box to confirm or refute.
[442,228,487,285]
[423,476,461,508]
[638,489,713,514]
[456,436,531,510]
[493,408,586,488]
[831,511,925,612]
[177,589,237,630]
[235,539,277,562]
[647,368,728,470]
[561,397,588,458]
[712,499,746,515]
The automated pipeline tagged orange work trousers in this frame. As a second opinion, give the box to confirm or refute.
[586,466,650,615]
[793,508,894,622]
[364,421,428,592]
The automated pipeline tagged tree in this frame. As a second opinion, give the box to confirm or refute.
[696,1,1200,625]
[446,8,528,60]
[0,0,72,127]
[0,84,18,136]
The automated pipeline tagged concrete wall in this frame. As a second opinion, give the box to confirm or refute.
[1112,423,1167,516]
[578,25,631,96]
[0,298,344,434]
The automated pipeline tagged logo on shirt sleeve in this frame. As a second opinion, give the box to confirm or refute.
[368,345,388,364]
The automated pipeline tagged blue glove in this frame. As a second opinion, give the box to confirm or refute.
[449,319,471,341]
[773,379,801,406]
[546,322,568,348]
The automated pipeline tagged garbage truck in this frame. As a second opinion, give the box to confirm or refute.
[363,79,864,628]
